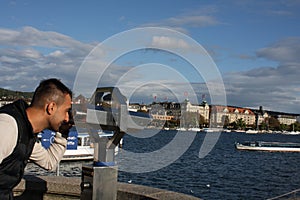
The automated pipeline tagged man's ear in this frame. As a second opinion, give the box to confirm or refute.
[46,102,57,115]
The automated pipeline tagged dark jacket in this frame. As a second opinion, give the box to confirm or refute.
[0,99,36,193]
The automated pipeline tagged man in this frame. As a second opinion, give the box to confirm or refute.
[0,78,73,199]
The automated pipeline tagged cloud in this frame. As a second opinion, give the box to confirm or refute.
[223,37,300,113]
[161,15,219,27]
[141,7,220,33]
[0,26,94,91]
[0,26,89,50]
[257,37,300,63]
[151,36,190,50]
[266,10,292,16]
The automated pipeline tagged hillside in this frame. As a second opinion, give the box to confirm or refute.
[0,88,33,100]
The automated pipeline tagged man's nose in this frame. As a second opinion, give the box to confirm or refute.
[65,112,69,122]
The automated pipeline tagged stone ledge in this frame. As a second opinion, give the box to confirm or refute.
[117,182,200,200]
[13,175,201,200]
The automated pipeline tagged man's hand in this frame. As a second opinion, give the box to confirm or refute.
[59,122,73,139]
[59,110,74,139]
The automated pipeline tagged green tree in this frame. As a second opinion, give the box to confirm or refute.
[268,116,280,131]
[289,122,300,132]
[260,121,268,130]
[235,118,246,130]
[279,123,289,131]
[294,122,300,131]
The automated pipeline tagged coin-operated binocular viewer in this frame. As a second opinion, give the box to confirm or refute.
[80,87,151,200]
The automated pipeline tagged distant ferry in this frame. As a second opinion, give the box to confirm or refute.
[235,141,300,152]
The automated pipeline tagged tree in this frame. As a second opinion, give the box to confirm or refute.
[260,121,268,131]
[294,122,300,131]
[290,122,300,132]
[199,115,207,128]
[234,118,246,130]
[279,123,289,131]
[268,116,280,131]
[222,115,230,129]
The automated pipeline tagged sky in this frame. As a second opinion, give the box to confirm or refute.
[0,0,300,114]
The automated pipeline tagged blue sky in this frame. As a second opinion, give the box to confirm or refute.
[0,0,300,113]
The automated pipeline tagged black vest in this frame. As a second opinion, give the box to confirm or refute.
[0,99,36,191]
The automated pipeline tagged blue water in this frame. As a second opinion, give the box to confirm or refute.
[117,130,300,200]
[25,130,300,199]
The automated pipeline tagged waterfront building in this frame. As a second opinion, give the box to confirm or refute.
[254,106,269,126]
[276,114,297,125]
[181,99,209,120]
[151,114,174,121]
[148,100,209,128]
[253,106,299,127]
[74,94,300,129]
[180,99,210,127]
[149,101,181,120]
[210,105,256,127]
[73,94,87,104]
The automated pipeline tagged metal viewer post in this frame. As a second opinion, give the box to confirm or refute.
[80,87,127,200]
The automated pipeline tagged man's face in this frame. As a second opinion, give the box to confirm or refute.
[49,94,72,132]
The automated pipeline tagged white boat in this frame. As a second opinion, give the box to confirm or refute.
[40,128,122,161]
[62,133,94,161]
[245,129,258,134]
[235,141,300,152]
[176,127,187,131]
[203,128,223,133]
[63,130,123,161]
[203,128,214,133]
[232,129,246,133]
[188,127,202,132]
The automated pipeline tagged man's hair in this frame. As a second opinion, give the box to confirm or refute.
[31,78,72,108]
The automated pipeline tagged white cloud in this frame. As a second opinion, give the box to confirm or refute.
[141,7,220,34]
[0,27,93,57]
[222,37,300,113]
[162,15,219,27]
[48,50,64,57]
[0,56,20,63]
[0,26,94,91]
[151,36,190,50]
[0,28,20,43]
[257,37,300,63]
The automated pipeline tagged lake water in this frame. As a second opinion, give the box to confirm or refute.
[25,130,300,200]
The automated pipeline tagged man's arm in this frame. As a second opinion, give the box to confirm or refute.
[30,111,73,171]
[0,114,18,164]
[30,132,67,171]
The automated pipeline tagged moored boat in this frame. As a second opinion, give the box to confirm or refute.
[40,128,122,161]
[62,133,94,161]
[203,128,223,133]
[235,141,300,152]
[245,129,258,134]
[176,127,187,131]
[188,127,202,132]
